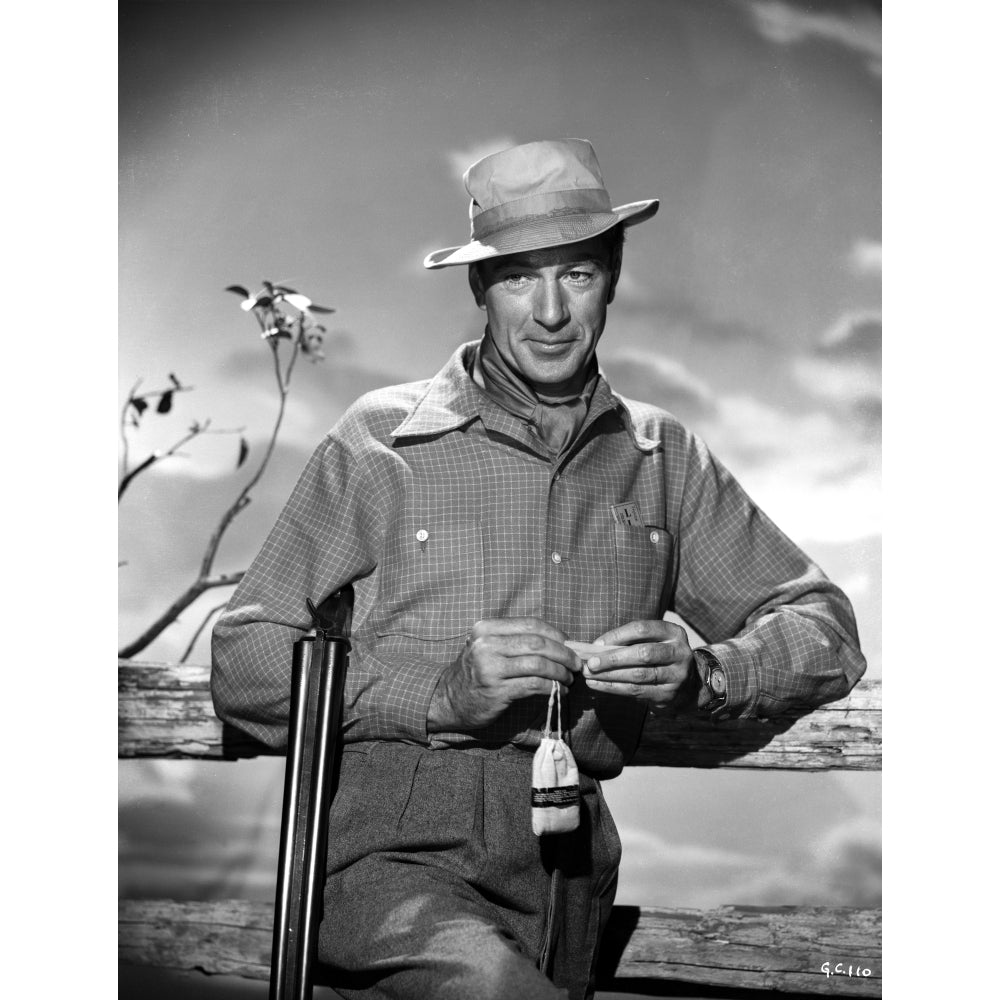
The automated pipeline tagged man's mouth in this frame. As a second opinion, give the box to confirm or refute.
[528,339,575,354]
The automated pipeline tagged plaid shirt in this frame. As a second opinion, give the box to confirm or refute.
[211,342,865,778]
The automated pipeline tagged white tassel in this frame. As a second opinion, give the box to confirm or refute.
[531,680,580,835]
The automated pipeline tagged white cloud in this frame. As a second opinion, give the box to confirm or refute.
[714,394,836,456]
[819,309,882,355]
[711,394,870,477]
[618,826,766,870]
[746,1,882,75]
[792,309,881,409]
[812,815,881,863]
[615,818,879,910]
[119,760,198,807]
[598,345,880,545]
[737,462,881,546]
[614,825,781,909]
[793,355,880,406]
[727,816,881,907]
[601,348,716,419]
[446,136,518,183]
[704,394,881,544]
[837,570,873,602]
[848,239,882,277]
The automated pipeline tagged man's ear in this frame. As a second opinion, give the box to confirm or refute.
[468,264,486,309]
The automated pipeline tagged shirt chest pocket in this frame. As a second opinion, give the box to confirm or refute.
[613,523,672,625]
[372,519,485,642]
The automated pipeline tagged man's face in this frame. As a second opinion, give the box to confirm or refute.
[470,234,621,397]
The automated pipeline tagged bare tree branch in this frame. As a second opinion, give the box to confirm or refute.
[118,572,245,659]
[118,421,246,501]
[119,284,330,659]
[118,425,202,501]
[117,376,227,500]
[179,601,231,663]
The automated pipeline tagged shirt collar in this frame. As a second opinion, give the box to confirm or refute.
[390,342,483,439]
[391,340,659,453]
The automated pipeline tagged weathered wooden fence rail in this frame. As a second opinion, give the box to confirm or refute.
[119,661,882,995]
[119,661,881,769]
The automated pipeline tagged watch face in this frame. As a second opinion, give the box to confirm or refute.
[709,668,726,695]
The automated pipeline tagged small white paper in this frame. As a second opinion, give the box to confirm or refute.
[565,640,627,658]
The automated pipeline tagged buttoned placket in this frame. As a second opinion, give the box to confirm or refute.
[540,397,623,607]
[546,465,564,620]
[472,400,594,731]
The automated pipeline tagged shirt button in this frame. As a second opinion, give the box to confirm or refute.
[551,551,562,564]
[649,530,660,543]
[416,529,429,542]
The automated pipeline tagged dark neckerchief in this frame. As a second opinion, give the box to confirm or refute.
[471,330,599,460]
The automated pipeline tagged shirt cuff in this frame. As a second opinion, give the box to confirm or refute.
[344,642,452,744]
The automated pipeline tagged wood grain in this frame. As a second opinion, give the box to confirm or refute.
[119,899,882,995]
[119,661,881,770]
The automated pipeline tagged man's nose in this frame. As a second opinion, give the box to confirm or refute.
[532,277,570,329]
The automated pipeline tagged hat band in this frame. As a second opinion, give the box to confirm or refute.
[471,188,614,240]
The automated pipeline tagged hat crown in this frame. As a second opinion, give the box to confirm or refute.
[464,139,608,217]
[422,137,657,268]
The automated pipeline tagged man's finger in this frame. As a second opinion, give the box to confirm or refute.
[585,677,685,701]
[491,633,582,671]
[470,617,568,642]
[583,640,686,673]
[582,663,682,685]
[593,619,684,647]
[500,655,577,686]
[509,677,570,701]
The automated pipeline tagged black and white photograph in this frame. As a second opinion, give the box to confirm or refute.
[118,2,882,997]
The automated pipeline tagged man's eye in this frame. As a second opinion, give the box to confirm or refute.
[566,270,595,282]
[503,273,529,286]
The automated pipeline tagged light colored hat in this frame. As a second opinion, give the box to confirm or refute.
[423,138,659,269]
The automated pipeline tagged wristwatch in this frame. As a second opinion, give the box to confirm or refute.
[694,648,727,712]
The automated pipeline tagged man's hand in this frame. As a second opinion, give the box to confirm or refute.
[580,620,698,712]
[427,618,582,732]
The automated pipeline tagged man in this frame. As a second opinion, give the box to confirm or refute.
[212,138,866,1000]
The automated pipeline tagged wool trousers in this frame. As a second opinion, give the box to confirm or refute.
[317,741,621,1000]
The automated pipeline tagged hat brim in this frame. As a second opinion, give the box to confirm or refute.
[423,198,659,269]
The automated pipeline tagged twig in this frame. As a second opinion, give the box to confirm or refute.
[118,421,245,501]
[119,376,204,499]
[179,601,230,663]
[118,572,244,659]
[118,425,202,501]
[196,337,293,581]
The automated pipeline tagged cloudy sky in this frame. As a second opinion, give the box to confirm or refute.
[119,0,880,915]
